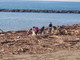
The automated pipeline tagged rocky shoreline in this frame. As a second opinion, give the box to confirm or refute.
[0,9,80,13]
[0,24,80,58]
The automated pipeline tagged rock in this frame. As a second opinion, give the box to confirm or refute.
[0,34,5,36]
[11,31,16,34]
[0,9,80,14]
[0,48,4,52]
[57,40,64,44]
[18,48,29,52]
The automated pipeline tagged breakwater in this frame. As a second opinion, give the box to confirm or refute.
[0,9,80,14]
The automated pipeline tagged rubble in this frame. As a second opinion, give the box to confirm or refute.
[0,24,80,58]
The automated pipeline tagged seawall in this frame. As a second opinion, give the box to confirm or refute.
[0,9,80,14]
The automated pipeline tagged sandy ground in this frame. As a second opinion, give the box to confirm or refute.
[1,50,80,60]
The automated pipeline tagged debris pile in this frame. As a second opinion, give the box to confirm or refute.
[0,24,80,58]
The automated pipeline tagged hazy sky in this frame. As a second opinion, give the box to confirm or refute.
[0,0,80,2]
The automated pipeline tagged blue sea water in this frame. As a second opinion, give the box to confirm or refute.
[0,1,80,10]
[0,12,80,31]
[0,1,80,31]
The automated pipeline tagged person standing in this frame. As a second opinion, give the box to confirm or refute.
[49,22,53,33]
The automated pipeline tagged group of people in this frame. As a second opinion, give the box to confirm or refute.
[26,22,53,36]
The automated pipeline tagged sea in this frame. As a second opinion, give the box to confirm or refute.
[0,1,80,31]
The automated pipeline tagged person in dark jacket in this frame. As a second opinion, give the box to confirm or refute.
[49,22,53,33]
[40,26,45,34]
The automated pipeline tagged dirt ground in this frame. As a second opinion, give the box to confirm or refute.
[0,24,80,60]
[1,50,80,60]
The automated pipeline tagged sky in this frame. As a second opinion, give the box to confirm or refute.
[0,0,80,2]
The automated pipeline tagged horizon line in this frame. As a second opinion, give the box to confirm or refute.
[0,1,80,2]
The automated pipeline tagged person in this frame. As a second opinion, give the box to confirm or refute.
[26,28,32,36]
[35,27,39,35]
[48,22,53,33]
[40,26,45,34]
[31,26,36,36]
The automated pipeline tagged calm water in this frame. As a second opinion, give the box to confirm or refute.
[0,1,80,31]
[0,12,80,31]
[0,1,80,10]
